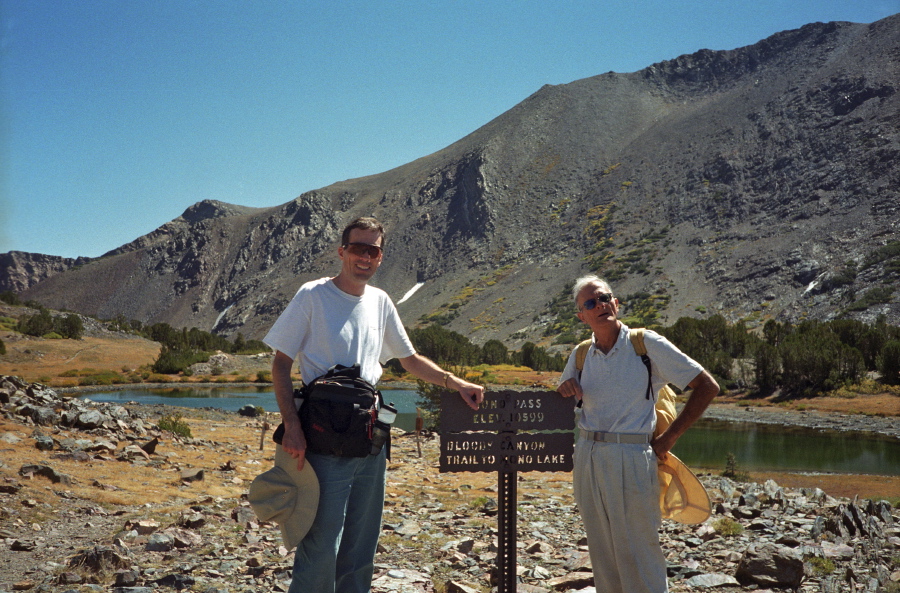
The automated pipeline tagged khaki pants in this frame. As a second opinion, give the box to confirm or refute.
[573,439,668,593]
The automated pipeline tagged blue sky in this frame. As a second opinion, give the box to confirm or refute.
[2,1,897,259]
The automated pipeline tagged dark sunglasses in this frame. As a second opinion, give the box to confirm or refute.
[580,293,614,311]
[344,242,383,258]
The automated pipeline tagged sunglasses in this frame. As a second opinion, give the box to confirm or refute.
[580,293,614,311]
[343,242,383,258]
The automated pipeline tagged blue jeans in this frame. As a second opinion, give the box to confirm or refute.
[289,449,386,593]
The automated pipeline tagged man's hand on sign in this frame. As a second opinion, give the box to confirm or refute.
[557,378,584,401]
[452,378,484,410]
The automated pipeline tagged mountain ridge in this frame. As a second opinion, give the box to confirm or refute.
[5,15,898,347]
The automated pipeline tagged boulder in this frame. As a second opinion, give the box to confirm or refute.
[735,543,804,589]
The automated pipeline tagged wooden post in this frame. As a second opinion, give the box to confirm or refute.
[415,407,424,458]
[259,419,270,451]
[438,390,576,593]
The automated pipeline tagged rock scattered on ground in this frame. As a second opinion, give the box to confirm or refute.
[1,375,898,593]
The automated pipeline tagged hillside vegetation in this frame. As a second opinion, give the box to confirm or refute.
[2,301,898,421]
[1,16,897,349]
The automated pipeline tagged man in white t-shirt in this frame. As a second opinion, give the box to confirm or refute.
[264,217,484,593]
[557,275,719,593]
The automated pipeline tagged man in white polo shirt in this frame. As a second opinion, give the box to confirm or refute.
[264,216,484,593]
[557,275,719,593]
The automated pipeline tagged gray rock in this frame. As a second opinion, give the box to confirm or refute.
[29,406,59,426]
[237,405,260,417]
[76,410,109,430]
[19,463,72,484]
[68,546,131,571]
[178,512,206,529]
[180,468,205,482]
[735,543,804,589]
[152,574,196,589]
[684,572,741,588]
[145,533,175,552]
[231,506,256,525]
[115,570,141,587]
[393,520,422,537]
[33,435,54,451]
[139,437,159,454]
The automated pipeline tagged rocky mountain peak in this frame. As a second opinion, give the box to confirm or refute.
[5,15,899,344]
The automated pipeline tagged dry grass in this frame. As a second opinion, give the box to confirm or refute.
[717,391,899,418]
[746,471,900,502]
[0,412,274,509]
[0,333,160,384]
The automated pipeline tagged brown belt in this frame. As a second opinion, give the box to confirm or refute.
[581,430,650,444]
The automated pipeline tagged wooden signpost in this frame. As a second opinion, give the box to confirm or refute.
[439,390,576,593]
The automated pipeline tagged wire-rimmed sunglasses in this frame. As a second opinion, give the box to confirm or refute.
[343,242,383,258]
[580,292,614,311]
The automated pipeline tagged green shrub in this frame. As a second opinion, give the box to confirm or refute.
[721,453,750,481]
[152,347,209,374]
[753,342,780,393]
[79,375,112,386]
[256,371,272,383]
[0,291,21,305]
[15,309,83,339]
[779,323,865,395]
[806,557,836,576]
[879,340,900,385]
[408,324,481,367]
[481,340,509,365]
[469,496,491,509]
[514,342,566,372]
[17,308,54,337]
[158,413,192,438]
[56,314,83,339]
[845,286,895,312]
[712,517,744,537]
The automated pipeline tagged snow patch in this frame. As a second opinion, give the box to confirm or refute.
[397,282,425,305]
[214,304,234,328]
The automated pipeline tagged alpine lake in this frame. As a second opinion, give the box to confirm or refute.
[80,385,900,477]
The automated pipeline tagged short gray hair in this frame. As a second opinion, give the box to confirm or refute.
[571,275,612,304]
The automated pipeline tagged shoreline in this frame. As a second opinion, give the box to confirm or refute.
[57,380,900,441]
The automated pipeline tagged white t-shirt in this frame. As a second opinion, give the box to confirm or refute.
[558,325,703,434]
[263,278,416,385]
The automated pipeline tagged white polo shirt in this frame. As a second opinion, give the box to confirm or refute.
[263,277,416,386]
[558,325,704,434]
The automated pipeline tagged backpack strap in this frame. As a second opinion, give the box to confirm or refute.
[629,328,653,400]
[574,339,593,373]
[572,339,593,410]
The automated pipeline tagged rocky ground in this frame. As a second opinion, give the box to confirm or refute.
[1,375,898,593]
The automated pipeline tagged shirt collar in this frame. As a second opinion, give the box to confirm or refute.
[590,324,630,357]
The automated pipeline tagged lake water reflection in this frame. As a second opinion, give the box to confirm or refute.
[81,386,900,476]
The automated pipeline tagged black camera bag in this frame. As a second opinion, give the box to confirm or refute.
[273,364,379,458]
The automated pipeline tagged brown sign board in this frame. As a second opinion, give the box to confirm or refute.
[439,390,576,433]
[440,432,574,473]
